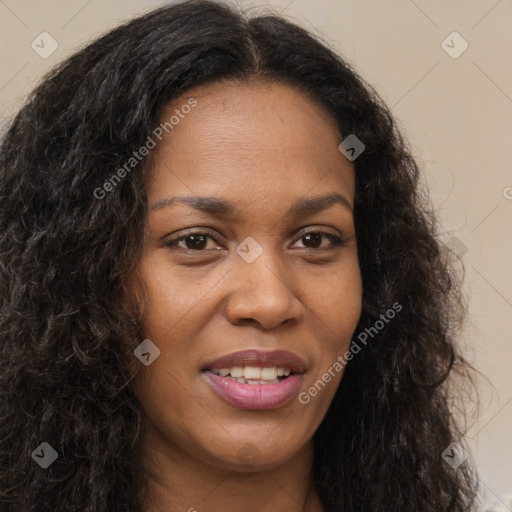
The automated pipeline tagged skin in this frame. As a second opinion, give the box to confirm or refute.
[129,79,363,512]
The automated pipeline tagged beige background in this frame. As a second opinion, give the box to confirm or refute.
[1,1,511,510]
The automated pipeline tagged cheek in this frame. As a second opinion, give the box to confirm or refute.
[311,258,363,339]
[304,258,362,391]
[135,253,209,336]
[298,263,362,411]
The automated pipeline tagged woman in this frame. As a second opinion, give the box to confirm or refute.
[0,0,478,510]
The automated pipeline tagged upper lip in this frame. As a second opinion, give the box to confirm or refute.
[202,349,307,374]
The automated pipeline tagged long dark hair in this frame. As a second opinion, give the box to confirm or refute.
[0,1,478,510]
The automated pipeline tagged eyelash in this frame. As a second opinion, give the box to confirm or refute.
[165,228,348,253]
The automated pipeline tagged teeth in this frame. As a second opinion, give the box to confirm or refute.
[211,366,292,381]
[230,367,244,378]
[260,367,278,380]
[247,378,280,385]
[244,366,261,379]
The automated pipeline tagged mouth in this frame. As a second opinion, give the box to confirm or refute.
[201,350,306,409]
[203,365,297,384]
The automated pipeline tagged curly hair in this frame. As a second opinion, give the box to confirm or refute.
[0,0,478,510]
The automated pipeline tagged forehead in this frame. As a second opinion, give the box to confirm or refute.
[146,79,355,211]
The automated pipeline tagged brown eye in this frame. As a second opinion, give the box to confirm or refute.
[294,231,346,250]
[165,229,222,251]
[301,233,323,248]
[180,234,209,250]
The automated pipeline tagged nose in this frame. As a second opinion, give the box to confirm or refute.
[224,251,304,330]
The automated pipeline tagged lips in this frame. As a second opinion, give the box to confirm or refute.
[201,349,307,410]
[201,349,307,374]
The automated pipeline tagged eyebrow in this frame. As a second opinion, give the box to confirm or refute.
[149,192,353,216]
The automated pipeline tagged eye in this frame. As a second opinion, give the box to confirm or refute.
[165,228,349,253]
[292,230,347,250]
[165,229,223,251]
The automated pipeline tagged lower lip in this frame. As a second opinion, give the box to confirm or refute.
[202,371,303,410]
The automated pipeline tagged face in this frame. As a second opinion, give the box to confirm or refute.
[130,79,362,472]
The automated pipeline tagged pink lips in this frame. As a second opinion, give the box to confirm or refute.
[203,372,303,410]
[201,349,306,410]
